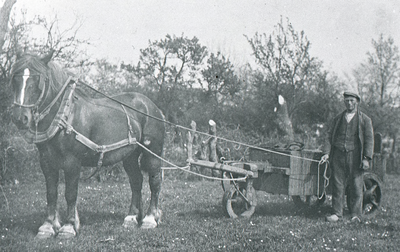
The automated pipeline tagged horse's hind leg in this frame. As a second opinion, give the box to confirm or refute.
[141,151,162,229]
[122,150,143,228]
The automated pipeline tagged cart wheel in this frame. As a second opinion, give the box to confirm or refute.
[346,173,382,216]
[221,171,232,192]
[292,194,326,207]
[222,187,256,218]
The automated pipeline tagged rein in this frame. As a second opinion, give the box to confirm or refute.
[18,70,323,181]
[13,76,73,143]
[34,76,73,124]
[17,78,76,144]
[79,81,321,163]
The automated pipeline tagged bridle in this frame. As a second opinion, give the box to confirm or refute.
[11,71,73,129]
[12,73,47,109]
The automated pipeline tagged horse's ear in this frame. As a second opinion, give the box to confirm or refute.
[41,49,55,64]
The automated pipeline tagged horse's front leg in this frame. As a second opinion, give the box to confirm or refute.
[141,153,162,229]
[35,146,62,239]
[57,155,81,239]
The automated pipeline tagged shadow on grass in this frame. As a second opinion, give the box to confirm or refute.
[255,201,332,219]
[79,210,126,226]
[179,201,332,220]
[179,207,225,220]
[0,210,127,236]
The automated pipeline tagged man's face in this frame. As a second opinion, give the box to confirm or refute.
[344,96,358,112]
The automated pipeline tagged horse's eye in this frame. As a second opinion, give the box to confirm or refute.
[11,76,23,91]
[12,75,23,83]
[31,75,40,82]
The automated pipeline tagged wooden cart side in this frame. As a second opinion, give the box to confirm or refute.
[288,150,324,196]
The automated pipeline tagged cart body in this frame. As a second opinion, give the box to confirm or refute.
[220,133,385,218]
[248,148,325,197]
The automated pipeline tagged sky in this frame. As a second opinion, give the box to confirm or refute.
[7,0,400,78]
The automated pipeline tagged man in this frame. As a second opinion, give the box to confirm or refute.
[321,90,374,222]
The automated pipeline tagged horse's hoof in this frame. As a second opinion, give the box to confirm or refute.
[35,231,54,239]
[122,215,139,228]
[35,223,55,239]
[57,224,76,239]
[141,215,157,229]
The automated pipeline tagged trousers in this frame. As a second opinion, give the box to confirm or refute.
[331,147,364,217]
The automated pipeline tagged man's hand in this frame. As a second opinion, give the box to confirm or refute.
[361,159,370,170]
[320,154,329,163]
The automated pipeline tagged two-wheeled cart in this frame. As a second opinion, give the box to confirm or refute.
[190,134,385,218]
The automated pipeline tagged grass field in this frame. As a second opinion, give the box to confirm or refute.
[0,171,399,251]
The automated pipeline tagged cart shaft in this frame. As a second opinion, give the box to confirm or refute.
[189,160,256,177]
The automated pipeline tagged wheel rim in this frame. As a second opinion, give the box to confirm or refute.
[345,174,382,216]
[363,178,382,215]
[221,171,232,192]
[222,187,256,218]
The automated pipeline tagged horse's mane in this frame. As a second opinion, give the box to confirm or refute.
[11,54,76,94]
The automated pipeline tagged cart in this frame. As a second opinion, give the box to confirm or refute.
[215,134,385,219]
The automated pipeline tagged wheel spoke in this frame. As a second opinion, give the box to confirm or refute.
[361,176,382,215]
[364,184,377,196]
[370,197,379,208]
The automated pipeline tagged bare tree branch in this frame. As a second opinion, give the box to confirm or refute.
[0,0,17,54]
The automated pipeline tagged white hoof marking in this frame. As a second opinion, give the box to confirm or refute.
[35,223,55,239]
[123,215,139,228]
[141,215,157,229]
[57,224,76,239]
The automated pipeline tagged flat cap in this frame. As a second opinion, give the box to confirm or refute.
[343,91,360,101]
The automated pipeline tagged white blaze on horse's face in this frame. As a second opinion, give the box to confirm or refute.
[17,68,30,105]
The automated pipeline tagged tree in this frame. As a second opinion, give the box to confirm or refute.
[0,0,16,54]
[133,34,207,122]
[0,0,16,183]
[86,58,143,96]
[353,34,400,157]
[21,15,91,69]
[246,17,328,140]
[1,10,91,115]
[200,52,242,119]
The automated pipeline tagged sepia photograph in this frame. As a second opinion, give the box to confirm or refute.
[0,0,399,251]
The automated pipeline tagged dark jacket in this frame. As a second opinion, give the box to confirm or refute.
[324,109,374,164]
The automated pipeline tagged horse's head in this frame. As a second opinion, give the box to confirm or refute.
[10,51,54,130]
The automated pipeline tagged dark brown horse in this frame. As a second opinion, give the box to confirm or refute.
[10,52,165,239]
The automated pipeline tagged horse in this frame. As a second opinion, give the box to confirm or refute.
[10,51,165,239]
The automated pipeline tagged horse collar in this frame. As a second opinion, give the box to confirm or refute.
[34,76,74,123]
[22,78,76,144]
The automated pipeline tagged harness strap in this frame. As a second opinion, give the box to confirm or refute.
[65,105,139,180]
[69,104,138,153]
[23,81,76,144]
[73,130,137,153]
[121,105,136,144]
[69,126,137,181]
[35,76,73,123]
